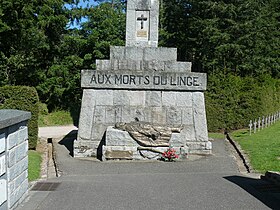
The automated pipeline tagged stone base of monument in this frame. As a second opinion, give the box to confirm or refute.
[102,126,188,161]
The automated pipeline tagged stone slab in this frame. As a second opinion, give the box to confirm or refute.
[106,126,138,146]
[82,70,207,91]
[0,179,7,206]
[0,155,6,176]
[110,47,177,61]
[0,110,31,130]
[0,133,5,154]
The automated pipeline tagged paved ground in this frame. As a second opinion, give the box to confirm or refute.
[16,127,280,210]
[38,125,78,139]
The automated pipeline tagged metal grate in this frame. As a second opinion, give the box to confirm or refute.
[31,182,61,191]
[254,184,280,193]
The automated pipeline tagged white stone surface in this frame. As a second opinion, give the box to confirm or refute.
[0,133,5,154]
[170,133,185,147]
[162,92,176,107]
[0,179,7,205]
[95,90,114,106]
[106,127,138,146]
[128,91,145,106]
[15,141,28,163]
[113,91,130,106]
[145,91,161,107]
[176,92,192,107]
[7,131,18,150]
[182,108,193,125]
[193,92,208,142]
[0,155,6,176]
[151,107,166,124]
[167,107,182,125]
[93,106,106,123]
[8,149,16,168]
[18,126,28,144]
[78,89,95,140]
[7,157,28,182]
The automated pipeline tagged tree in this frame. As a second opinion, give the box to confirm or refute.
[80,2,125,68]
[160,0,280,76]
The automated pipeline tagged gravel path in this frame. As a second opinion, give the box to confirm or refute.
[38,125,78,139]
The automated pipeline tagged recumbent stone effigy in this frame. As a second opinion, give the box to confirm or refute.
[75,0,212,160]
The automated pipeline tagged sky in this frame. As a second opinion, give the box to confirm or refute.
[66,0,98,28]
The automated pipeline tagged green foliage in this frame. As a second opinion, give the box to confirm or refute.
[160,0,280,76]
[38,110,74,127]
[80,3,125,65]
[208,132,225,139]
[38,102,49,115]
[0,86,39,149]
[232,122,280,173]
[28,150,42,181]
[206,73,280,131]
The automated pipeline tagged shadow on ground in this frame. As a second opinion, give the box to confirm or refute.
[58,130,77,157]
[224,176,280,209]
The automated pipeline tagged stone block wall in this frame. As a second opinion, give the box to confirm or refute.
[0,110,31,210]
[76,89,210,158]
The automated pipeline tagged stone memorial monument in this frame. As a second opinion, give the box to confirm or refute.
[74,0,211,160]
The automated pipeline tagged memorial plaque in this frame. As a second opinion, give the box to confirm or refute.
[105,150,133,160]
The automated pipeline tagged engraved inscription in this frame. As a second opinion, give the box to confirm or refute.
[89,71,201,87]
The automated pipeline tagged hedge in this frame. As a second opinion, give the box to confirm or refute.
[0,86,39,149]
[206,73,280,131]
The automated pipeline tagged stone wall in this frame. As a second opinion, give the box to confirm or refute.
[0,110,31,210]
[76,89,210,158]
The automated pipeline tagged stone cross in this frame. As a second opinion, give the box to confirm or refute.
[265,116,268,127]
[126,0,159,47]
[257,117,261,131]
[249,120,252,135]
[253,120,257,134]
[261,116,265,129]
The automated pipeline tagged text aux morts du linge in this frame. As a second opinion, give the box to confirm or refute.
[90,71,201,87]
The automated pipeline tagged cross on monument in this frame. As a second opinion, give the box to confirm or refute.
[126,0,159,47]
[137,14,148,29]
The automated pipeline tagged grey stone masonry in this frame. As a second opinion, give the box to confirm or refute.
[0,109,30,210]
[75,0,210,159]
[126,0,159,47]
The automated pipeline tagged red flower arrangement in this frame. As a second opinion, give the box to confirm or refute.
[162,148,179,161]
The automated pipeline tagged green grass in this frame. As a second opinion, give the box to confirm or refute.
[231,122,280,173]
[208,132,225,139]
[28,150,42,181]
[39,110,73,127]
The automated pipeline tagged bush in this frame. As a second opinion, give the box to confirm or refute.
[206,73,280,132]
[0,86,39,149]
